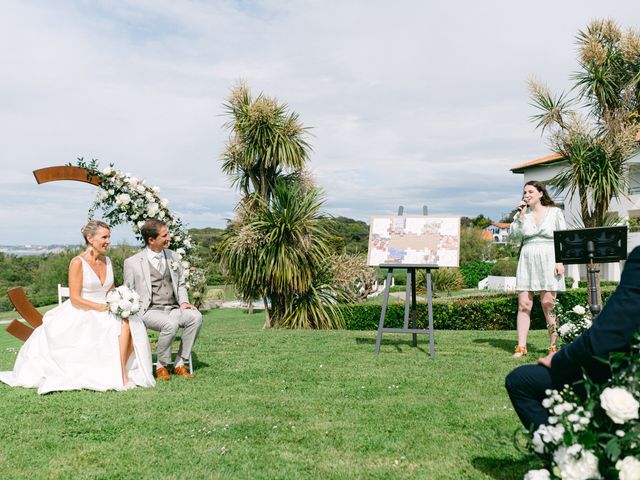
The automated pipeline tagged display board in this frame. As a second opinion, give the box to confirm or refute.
[367,215,461,267]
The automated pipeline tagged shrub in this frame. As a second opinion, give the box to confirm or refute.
[206,289,225,301]
[338,288,615,331]
[416,268,465,296]
[460,261,494,288]
[577,280,619,288]
[490,257,518,276]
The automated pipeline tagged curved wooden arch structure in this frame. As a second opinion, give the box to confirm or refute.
[33,166,101,186]
[5,166,101,342]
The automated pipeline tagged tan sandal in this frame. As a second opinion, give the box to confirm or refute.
[548,345,558,354]
[512,345,528,358]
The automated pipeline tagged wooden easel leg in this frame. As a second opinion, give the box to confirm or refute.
[375,269,393,354]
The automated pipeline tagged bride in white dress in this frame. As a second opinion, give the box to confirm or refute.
[0,221,155,394]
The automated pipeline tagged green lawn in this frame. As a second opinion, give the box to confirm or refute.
[0,309,545,479]
[0,304,58,322]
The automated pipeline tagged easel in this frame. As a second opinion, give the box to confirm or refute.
[554,226,627,317]
[374,206,437,357]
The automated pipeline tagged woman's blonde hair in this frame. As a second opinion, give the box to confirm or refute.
[81,220,110,245]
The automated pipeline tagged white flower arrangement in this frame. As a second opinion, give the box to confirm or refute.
[524,335,640,480]
[553,301,593,344]
[106,285,141,319]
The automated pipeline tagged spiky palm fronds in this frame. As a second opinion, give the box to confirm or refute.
[221,82,312,204]
[218,180,343,328]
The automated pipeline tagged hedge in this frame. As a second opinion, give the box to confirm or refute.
[338,288,615,331]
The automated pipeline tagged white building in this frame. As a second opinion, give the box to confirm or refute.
[482,222,511,244]
[510,148,640,283]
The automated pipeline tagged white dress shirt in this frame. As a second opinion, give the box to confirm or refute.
[146,248,166,274]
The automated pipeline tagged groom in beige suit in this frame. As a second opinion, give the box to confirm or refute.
[123,219,202,381]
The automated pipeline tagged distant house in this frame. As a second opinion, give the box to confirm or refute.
[510,140,640,283]
[482,223,511,244]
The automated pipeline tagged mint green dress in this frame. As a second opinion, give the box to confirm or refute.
[509,206,566,292]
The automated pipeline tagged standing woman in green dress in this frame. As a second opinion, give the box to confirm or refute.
[509,181,566,358]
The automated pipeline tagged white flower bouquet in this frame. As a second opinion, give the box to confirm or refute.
[525,334,640,479]
[553,301,593,344]
[106,285,141,319]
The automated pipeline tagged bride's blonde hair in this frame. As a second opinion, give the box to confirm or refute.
[81,220,110,245]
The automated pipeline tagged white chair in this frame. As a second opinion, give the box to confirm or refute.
[57,284,70,304]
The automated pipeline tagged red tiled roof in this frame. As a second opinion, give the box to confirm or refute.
[511,153,564,173]
[491,222,511,229]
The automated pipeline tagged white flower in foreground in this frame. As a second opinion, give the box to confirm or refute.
[572,305,586,315]
[176,248,185,255]
[136,184,146,194]
[532,424,565,453]
[553,444,602,480]
[160,198,169,207]
[524,469,550,480]
[152,186,160,193]
[182,261,190,269]
[145,191,153,200]
[558,323,574,337]
[116,193,131,205]
[616,456,640,480]
[600,387,639,424]
[102,167,113,175]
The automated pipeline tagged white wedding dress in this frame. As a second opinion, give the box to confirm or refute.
[0,257,155,394]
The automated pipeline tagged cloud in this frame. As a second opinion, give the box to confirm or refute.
[1,0,639,244]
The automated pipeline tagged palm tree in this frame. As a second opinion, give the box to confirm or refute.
[219,84,346,328]
[529,19,640,300]
[218,180,344,329]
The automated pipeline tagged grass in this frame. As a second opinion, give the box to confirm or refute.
[0,304,58,322]
[0,308,546,479]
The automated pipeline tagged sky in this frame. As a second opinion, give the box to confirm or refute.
[1,0,639,245]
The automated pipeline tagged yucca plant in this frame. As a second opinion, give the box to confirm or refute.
[219,178,345,329]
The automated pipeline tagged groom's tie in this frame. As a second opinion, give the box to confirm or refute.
[155,253,165,274]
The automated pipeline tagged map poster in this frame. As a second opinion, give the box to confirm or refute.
[367,215,461,267]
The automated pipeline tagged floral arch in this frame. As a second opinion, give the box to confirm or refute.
[5,160,205,342]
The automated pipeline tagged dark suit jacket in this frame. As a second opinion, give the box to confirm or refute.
[551,245,640,386]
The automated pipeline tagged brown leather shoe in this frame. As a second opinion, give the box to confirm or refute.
[156,366,171,381]
[173,365,193,379]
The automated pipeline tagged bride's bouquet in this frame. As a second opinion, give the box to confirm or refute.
[106,285,141,319]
